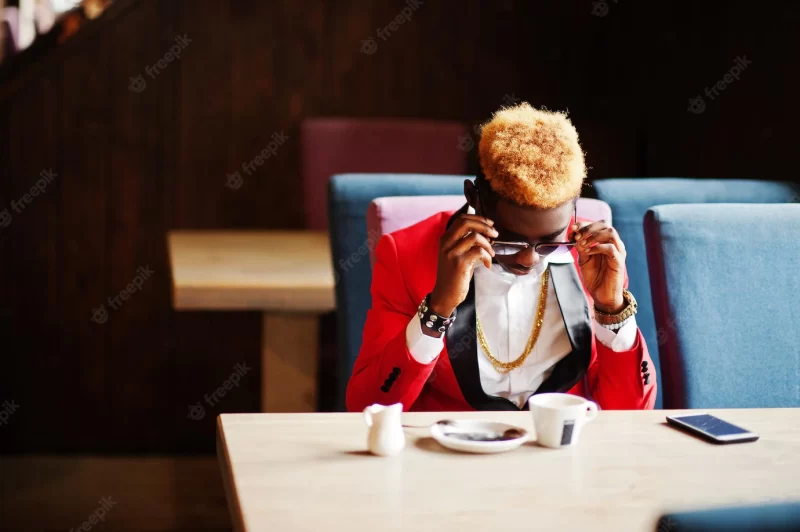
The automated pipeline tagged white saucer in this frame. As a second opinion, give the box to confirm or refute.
[430,420,529,454]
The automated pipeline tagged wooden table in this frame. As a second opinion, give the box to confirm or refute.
[168,230,335,412]
[217,409,800,531]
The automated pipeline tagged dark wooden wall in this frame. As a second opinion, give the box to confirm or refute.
[1,0,797,453]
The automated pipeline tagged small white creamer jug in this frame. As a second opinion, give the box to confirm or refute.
[363,403,405,456]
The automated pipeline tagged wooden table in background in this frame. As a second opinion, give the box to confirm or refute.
[217,409,800,531]
[168,230,335,412]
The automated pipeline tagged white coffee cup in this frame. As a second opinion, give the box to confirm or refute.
[528,393,598,448]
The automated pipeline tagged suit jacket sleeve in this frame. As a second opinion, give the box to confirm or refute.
[346,234,438,412]
[585,270,657,410]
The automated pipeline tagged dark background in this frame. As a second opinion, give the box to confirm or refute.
[1,0,798,454]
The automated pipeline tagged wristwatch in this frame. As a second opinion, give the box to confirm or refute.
[594,289,637,330]
[417,293,457,334]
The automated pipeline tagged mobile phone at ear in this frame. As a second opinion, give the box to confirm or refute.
[666,413,759,444]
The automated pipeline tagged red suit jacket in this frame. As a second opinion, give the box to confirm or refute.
[346,208,657,412]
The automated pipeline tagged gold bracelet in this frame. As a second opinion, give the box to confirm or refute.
[594,289,638,325]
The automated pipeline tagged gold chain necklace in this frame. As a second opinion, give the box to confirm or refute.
[476,269,549,374]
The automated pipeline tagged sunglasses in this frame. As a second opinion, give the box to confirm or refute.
[489,203,577,262]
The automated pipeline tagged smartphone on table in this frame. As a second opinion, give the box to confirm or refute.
[666,413,759,444]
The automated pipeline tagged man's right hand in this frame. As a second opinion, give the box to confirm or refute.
[428,214,498,321]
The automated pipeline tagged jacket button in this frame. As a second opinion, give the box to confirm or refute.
[392,367,401,375]
[644,376,651,385]
[380,385,389,393]
[643,372,651,379]
[641,360,649,370]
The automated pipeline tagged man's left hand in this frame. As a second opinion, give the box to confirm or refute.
[571,221,626,314]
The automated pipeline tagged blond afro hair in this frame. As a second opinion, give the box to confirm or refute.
[478,103,586,209]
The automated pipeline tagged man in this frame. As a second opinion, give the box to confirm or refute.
[347,103,656,412]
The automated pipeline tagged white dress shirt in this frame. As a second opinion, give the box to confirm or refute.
[405,247,637,408]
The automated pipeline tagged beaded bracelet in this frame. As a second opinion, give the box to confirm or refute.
[598,314,634,331]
